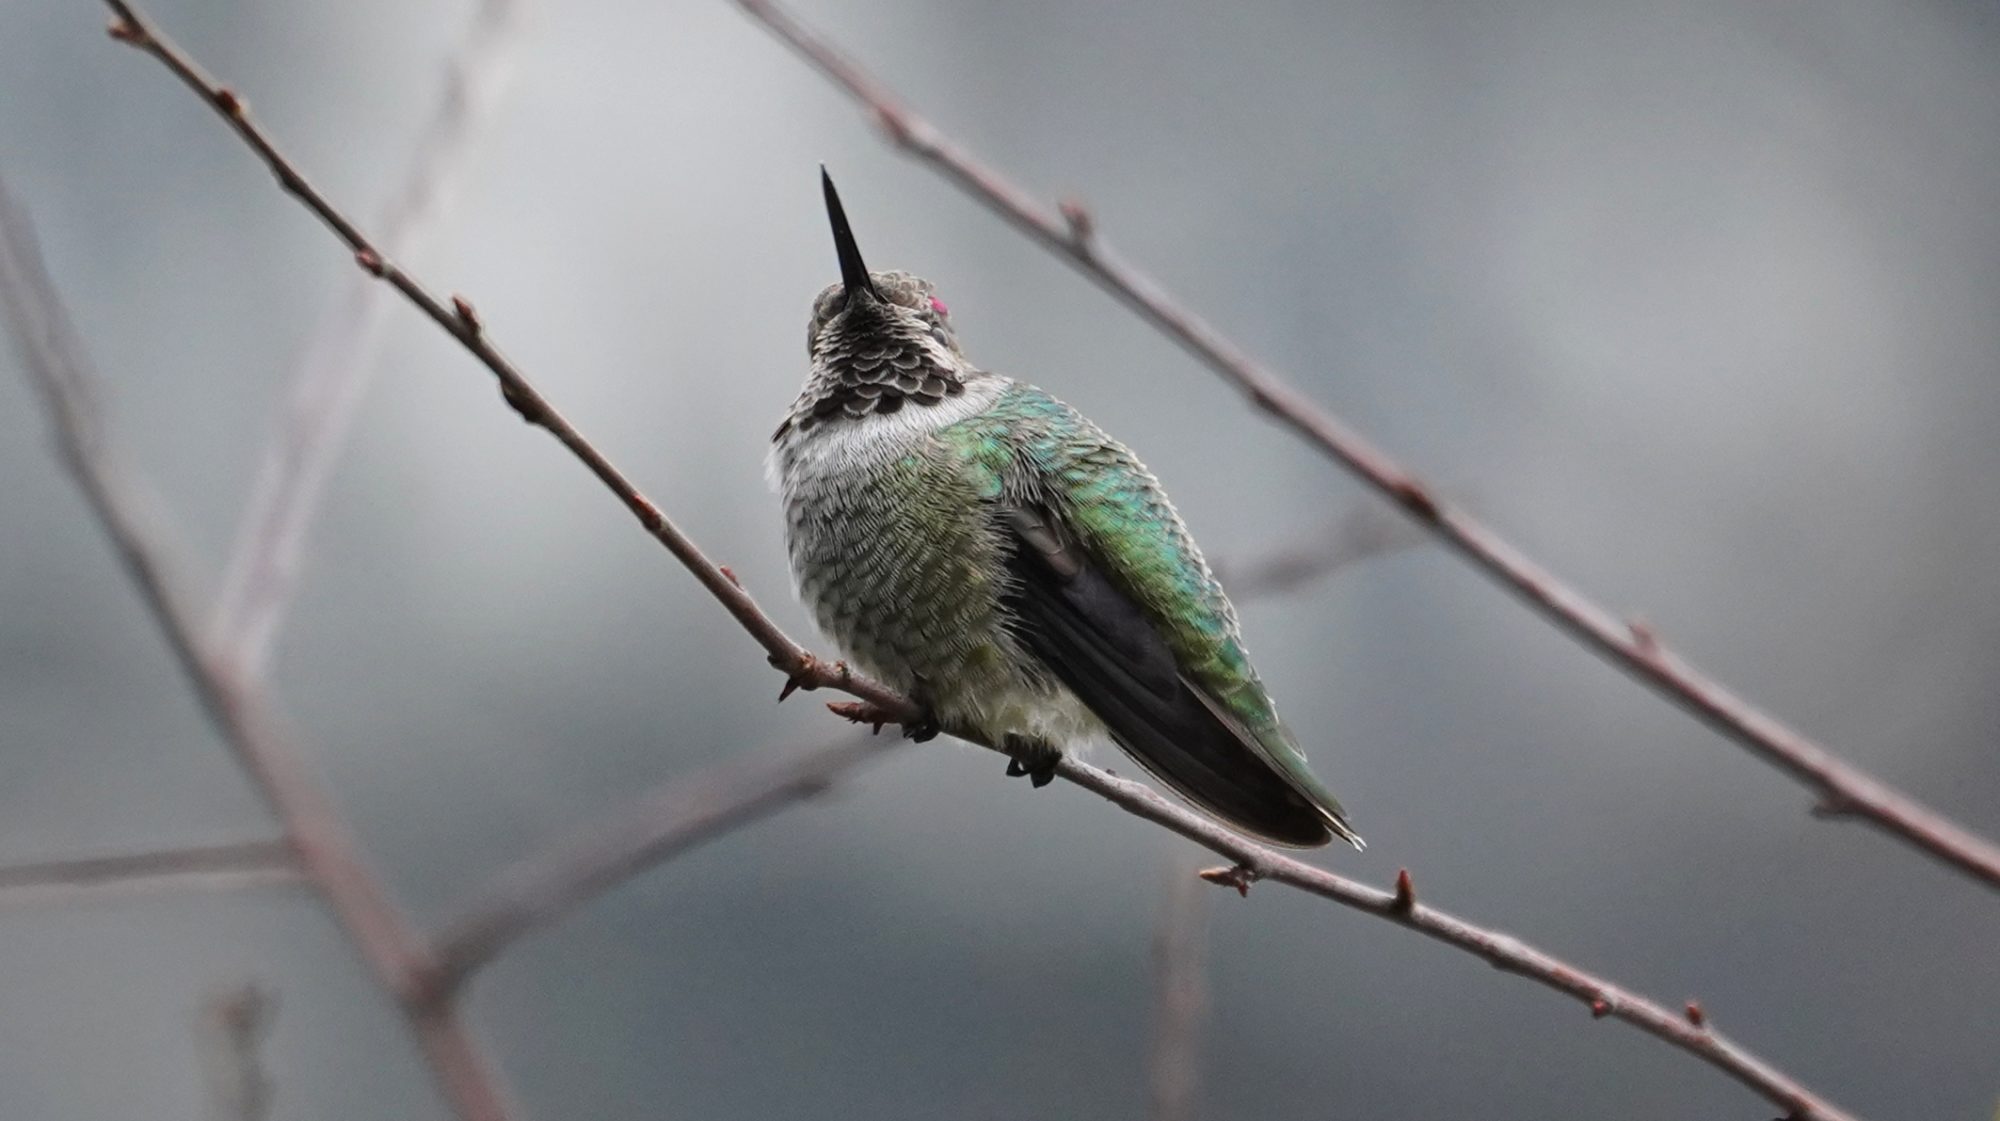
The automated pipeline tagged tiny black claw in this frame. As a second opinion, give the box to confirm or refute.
[1002,735,1061,788]
[902,676,942,742]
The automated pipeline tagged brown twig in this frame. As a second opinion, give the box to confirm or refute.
[0,840,301,906]
[0,175,521,1121]
[425,731,899,999]
[726,0,2000,891]
[1060,759,1856,1121]
[88,8,1866,1117]
[1148,857,1209,1121]
[210,0,525,676]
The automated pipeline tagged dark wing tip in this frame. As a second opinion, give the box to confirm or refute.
[1002,505,1346,849]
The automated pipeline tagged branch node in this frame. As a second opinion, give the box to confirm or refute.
[1683,999,1706,1028]
[1388,476,1439,521]
[776,653,827,702]
[1058,197,1095,247]
[106,17,144,44]
[1197,864,1259,898]
[354,247,385,277]
[399,960,450,1012]
[497,381,535,423]
[451,293,482,337]
[1389,867,1416,915]
[1810,790,1859,819]
[1627,615,1659,654]
[212,87,244,118]
[1589,997,1611,1019]
[874,106,912,147]
[718,565,744,589]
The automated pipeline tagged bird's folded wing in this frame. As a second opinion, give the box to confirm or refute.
[1001,504,1334,846]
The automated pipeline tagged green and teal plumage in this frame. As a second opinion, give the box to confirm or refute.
[771,175,1360,848]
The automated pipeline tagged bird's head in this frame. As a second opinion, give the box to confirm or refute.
[783,170,971,434]
[807,169,963,363]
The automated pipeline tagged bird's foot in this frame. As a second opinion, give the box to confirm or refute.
[1002,735,1061,788]
[824,690,938,742]
[825,698,938,740]
[826,699,896,733]
[900,678,941,742]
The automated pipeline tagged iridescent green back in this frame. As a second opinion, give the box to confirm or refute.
[938,383,1280,732]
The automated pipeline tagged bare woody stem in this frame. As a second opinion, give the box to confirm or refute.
[424,731,900,999]
[90,5,1865,1118]
[725,0,2000,891]
[99,0,909,723]
[0,177,521,1121]
[1059,760,1859,1121]
[418,517,1412,995]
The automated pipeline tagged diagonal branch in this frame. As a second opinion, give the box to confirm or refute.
[0,175,522,1121]
[424,731,900,998]
[211,0,525,676]
[99,0,909,724]
[725,0,2000,891]
[416,525,1387,998]
[1064,762,1857,1121]
[90,6,1866,1118]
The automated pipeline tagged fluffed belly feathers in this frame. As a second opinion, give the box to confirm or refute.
[770,416,1099,746]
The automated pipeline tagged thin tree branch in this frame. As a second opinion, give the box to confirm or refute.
[425,731,900,998]
[1071,763,1855,1121]
[410,510,1405,993]
[725,0,2000,891]
[1147,856,1208,1121]
[88,8,1867,1118]
[0,177,522,1121]
[1215,499,1429,601]
[0,840,302,906]
[100,0,910,727]
[210,0,525,676]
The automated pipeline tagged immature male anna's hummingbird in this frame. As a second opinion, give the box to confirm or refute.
[769,171,1362,849]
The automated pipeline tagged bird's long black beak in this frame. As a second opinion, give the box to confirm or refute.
[822,167,880,303]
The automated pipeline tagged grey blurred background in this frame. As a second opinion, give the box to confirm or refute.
[3,0,1998,1118]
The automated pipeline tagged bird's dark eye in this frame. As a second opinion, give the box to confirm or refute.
[928,295,949,318]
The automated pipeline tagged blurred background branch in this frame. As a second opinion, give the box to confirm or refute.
[197,982,277,1121]
[0,174,523,1121]
[426,730,897,998]
[1147,856,1209,1121]
[0,840,300,908]
[1214,499,1430,601]
[209,0,524,677]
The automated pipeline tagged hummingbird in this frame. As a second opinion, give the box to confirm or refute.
[768,170,1362,849]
